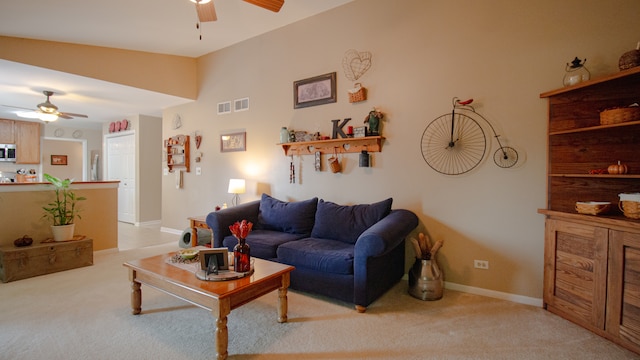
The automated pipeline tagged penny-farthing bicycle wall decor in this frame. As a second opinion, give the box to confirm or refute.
[420,97,519,175]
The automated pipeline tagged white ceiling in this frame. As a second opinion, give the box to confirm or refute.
[0,0,353,130]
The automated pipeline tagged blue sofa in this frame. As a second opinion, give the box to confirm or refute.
[206,194,418,312]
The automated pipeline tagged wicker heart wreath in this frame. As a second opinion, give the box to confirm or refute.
[342,49,372,81]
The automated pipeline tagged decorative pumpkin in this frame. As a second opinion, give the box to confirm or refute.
[608,161,629,175]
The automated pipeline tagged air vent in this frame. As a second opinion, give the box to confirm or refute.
[234,98,249,112]
[217,101,231,115]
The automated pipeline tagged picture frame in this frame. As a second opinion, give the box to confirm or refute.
[353,126,367,138]
[294,72,337,109]
[51,155,67,165]
[220,132,246,152]
[199,248,229,271]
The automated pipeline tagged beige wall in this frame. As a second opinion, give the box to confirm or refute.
[160,0,640,301]
[0,184,118,251]
[41,139,83,180]
[0,36,197,100]
[137,115,162,223]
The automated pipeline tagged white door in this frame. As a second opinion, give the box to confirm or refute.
[106,133,136,223]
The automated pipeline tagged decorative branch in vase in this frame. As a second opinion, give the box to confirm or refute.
[229,220,252,272]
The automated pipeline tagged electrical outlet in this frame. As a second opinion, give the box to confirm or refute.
[196,167,202,175]
[474,260,489,270]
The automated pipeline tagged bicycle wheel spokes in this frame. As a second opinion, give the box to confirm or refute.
[421,113,486,175]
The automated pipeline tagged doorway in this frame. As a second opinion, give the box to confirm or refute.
[42,137,87,181]
[105,132,136,224]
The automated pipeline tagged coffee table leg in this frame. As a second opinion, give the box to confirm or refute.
[212,298,231,360]
[278,273,290,323]
[129,269,141,315]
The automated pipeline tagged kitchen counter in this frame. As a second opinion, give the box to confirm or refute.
[0,180,119,191]
[0,181,119,250]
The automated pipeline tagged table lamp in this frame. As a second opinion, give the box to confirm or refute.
[228,178,246,206]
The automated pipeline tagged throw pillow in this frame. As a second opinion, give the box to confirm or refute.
[257,194,318,235]
[311,198,393,244]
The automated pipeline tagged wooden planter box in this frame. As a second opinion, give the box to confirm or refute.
[0,238,93,282]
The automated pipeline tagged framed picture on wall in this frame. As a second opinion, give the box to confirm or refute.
[294,72,337,109]
[220,132,246,152]
[51,155,67,165]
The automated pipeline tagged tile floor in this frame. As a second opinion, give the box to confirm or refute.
[117,221,180,250]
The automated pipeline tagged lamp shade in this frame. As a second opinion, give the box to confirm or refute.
[228,179,246,194]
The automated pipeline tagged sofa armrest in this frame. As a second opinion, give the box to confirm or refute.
[206,200,260,248]
[354,209,419,258]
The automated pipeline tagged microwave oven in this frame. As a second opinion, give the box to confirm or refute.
[0,144,16,162]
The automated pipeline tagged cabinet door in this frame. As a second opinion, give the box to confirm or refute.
[544,219,608,330]
[15,121,41,164]
[0,119,14,143]
[607,230,640,353]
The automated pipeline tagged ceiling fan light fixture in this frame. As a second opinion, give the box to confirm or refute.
[37,102,58,113]
[190,0,212,4]
[16,111,40,119]
[38,113,58,122]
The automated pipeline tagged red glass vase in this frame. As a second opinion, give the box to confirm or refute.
[234,238,251,272]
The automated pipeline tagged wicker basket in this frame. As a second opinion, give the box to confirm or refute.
[576,202,611,215]
[600,107,640,125]
[348,83,366,103]
[619,201,640,219]
[619,49,640,71]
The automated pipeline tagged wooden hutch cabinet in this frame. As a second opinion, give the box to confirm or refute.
[539,67,640,354]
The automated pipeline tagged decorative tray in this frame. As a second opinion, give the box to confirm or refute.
[195,267,254,281]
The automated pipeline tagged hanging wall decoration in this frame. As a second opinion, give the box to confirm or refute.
[342,49,372,103]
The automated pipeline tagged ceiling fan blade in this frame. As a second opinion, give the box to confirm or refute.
[196,2,217,22]
[59,112,88,119]
[2,104,36,112]
[243,0,284,12]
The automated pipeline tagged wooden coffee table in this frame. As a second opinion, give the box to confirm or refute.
[123,254,294,360]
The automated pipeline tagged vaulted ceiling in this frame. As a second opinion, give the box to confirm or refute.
[0,0,353,129]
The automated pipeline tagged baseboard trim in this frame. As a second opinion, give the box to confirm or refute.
[160,227,183,235]
[137,220,161,227]
[94,248,119,255]
[444,281,543,307]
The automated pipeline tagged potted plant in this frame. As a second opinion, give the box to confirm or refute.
[42,173,86,241]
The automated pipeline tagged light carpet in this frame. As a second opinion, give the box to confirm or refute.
[1,243,637,360]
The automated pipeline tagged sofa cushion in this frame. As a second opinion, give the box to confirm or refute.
[277,238,354,275]
[257,194,318,235]
[222,230,307,259]
[311,198,393,244]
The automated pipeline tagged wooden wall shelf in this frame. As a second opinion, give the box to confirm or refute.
[280,136,384,156]
[166,135,190,173]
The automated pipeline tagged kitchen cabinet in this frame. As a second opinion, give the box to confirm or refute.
[0,119,14,143]
[543,217,608,330]
[540,213,640,354]
[539,67,640,354]
[14,121,41,164]
[607,229,640,353]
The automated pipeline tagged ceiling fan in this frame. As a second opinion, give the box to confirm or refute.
[191,0,285,22]
[3,90,88,122]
